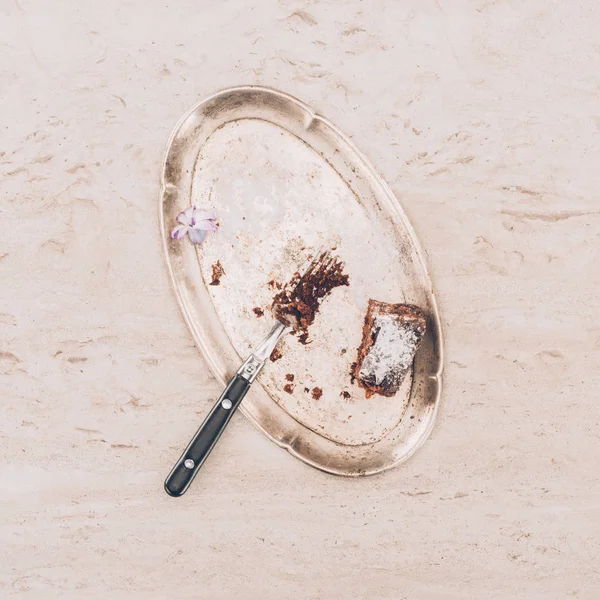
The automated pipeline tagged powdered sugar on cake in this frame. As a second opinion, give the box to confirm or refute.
[353,300,427,398]
[358,314,420,388]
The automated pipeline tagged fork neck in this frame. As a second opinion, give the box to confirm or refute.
[252,321,291,362]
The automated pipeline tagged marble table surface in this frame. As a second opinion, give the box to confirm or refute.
[1,1,599,598]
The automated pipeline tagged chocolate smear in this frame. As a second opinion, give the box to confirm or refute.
[272,251,349,344]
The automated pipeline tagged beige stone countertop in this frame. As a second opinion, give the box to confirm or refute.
[1,1,599,598]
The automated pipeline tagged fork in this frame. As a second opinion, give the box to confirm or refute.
[164,250,331,497]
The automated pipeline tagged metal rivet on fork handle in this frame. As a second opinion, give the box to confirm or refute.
[221,399,232,410]
[184,459,195,469]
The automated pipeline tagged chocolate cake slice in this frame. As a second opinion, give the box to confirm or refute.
[353,300,427,398]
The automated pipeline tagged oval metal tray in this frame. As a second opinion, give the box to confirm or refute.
[160,86,443,476]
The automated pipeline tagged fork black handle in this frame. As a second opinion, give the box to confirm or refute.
[164,375,250,497]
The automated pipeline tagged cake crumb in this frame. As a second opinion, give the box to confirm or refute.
[311,387,323,401]
[298,332,310,345]
[209,260,225,286]
[252,307,264,317]
[285,373,294,382]
[283,383,294,394]
[270,348,283,362]
[349,362,357,384]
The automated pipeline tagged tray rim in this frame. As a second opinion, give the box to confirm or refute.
[159,84,444,476]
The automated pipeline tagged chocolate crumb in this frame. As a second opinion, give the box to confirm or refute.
[341,348,347,354]
[341,391,351,399]
[267,279,282,290]
[349,362,357,384]
[283,383,294,394]
[252,307,264,317]
[298,331,311,345]
[304,387,310,393]
[311,387,323,401]
[209,260,225,286]
[270,348,283,362]
[285,373,294,382]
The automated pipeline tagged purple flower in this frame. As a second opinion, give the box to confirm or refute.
[171,206,218,244]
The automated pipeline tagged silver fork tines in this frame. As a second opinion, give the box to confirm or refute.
[292,247,330,289]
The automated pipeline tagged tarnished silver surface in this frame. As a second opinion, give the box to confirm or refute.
[160,86,443,475]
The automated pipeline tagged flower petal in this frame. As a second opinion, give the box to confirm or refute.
[171,225,189,240]
[192,209,217,222]
[176,206,194,226]
[187,228,208,244]
[192,219,219,232]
